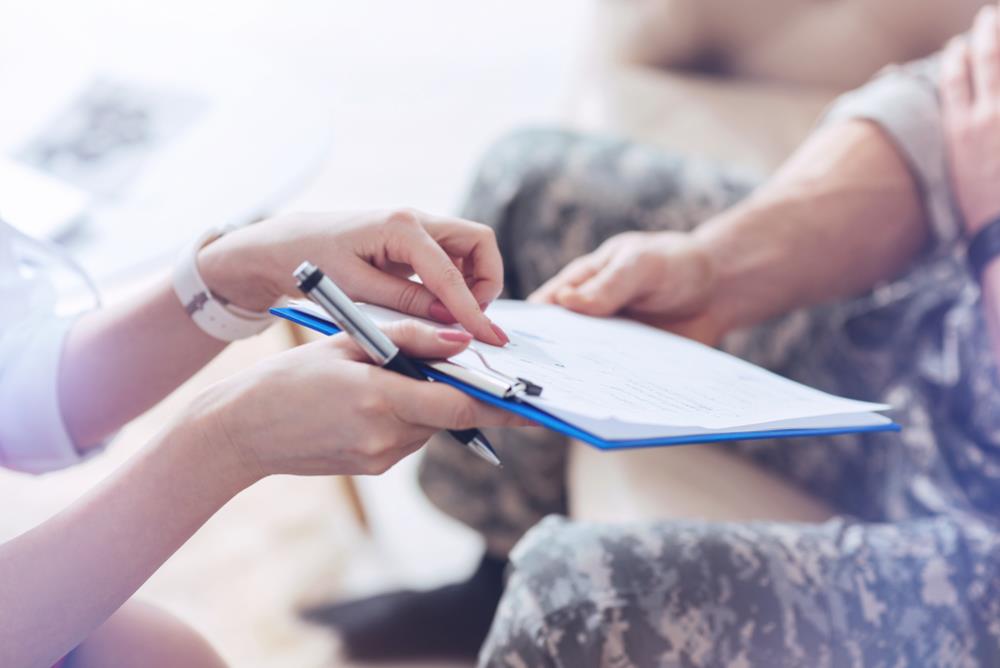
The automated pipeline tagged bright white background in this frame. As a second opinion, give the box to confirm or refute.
[1,0,592,283]
[0,0,590,593]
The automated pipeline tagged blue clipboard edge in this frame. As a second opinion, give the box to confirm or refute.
[270,306,901,450]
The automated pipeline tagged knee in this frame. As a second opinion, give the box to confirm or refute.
[461,126,582,232]
[482,518,759,667]
[483,517,673,666]
[463,127,607,297]
[480,518,583,665]
[493,519,637,627]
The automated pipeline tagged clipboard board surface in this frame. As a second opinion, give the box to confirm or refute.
[271,306,900,450]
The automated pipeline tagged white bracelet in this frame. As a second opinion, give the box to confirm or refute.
[172,227,273,342]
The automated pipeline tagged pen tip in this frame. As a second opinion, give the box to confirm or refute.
[470,435,502,467]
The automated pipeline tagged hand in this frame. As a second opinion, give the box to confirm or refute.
[942,4,1000,233]
[198,209,508,345]
[529,231,721,343]
[192,319,527,482]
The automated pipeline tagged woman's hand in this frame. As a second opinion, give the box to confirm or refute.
[529,230,722,343]
[194,319,526,482]
[1,322,525,668]
[198,209,508,345]
[942,4,1000,233]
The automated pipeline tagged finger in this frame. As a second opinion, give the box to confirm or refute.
[422,217,504,308]
[384,212,506,346]
[332,319,473,362]
[971,5,1000,103]
[384,319,478,358]
[347,260,443,317]
[406,229,506,344]
[942,39,974,114]
[385,377,534,430]
[529,255,603,304]
[555,255,645,316]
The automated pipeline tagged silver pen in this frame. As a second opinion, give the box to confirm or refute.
[293,261,501,467]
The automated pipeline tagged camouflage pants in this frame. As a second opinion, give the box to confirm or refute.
[418,130,762,556]
[418,128,1000,666]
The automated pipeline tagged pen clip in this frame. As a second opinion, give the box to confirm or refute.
[464,345,544,398]
[516,377,544,397]
[427,362,543,400]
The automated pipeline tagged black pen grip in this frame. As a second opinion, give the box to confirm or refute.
[384,352,429,381]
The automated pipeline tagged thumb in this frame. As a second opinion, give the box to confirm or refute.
[555,257,643,316]
[379,319,474,360]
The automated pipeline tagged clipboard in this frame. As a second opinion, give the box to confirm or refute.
[271,306,900,450]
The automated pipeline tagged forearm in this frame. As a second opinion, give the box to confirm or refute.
[694,119,930,334]
[59,276,228,450]
[0,414,251,668]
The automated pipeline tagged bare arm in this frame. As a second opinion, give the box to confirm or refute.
[2,321,526,668]
[694,118,928,336]
[59,279,226,450]
[533,118,929,345]
[58,209,508,450]
[1,415,241,668]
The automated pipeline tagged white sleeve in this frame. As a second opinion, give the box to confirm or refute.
[0,219,101,474]
[0,313,89,474]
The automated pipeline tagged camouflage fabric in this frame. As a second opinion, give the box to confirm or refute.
[484,513,999,667]
[417,130,759,556]
[452,127,1000,667]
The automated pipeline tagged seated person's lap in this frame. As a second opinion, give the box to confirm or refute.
[467,124,1000,664]
[420,127,891,552]
[480,513,988,667]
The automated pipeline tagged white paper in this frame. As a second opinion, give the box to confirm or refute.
[290,299,890,440]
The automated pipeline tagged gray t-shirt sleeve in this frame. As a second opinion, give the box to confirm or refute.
[823,54,961,248]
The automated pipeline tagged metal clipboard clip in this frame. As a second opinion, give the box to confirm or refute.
[426,361,543,400]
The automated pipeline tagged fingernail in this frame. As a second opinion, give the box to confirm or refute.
[429,301,457,323]
[490,322,510,345]
[438,329,473,343]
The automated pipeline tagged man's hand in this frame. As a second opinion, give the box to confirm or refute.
[942,3,1000,233]
[198,209,508,346]
[530,230,722,343]
[942,2,1000,366]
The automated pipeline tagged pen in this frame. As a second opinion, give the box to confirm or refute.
[293,260,502,467]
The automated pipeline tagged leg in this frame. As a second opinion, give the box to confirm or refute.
[481,514,1000,667]
[318,128,759,661]
[66,600,225,668]
[568,439,836,524]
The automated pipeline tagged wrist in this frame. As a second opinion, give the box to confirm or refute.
[177,386,265,494]
[197,233,282,313]
[690,218,769,337]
